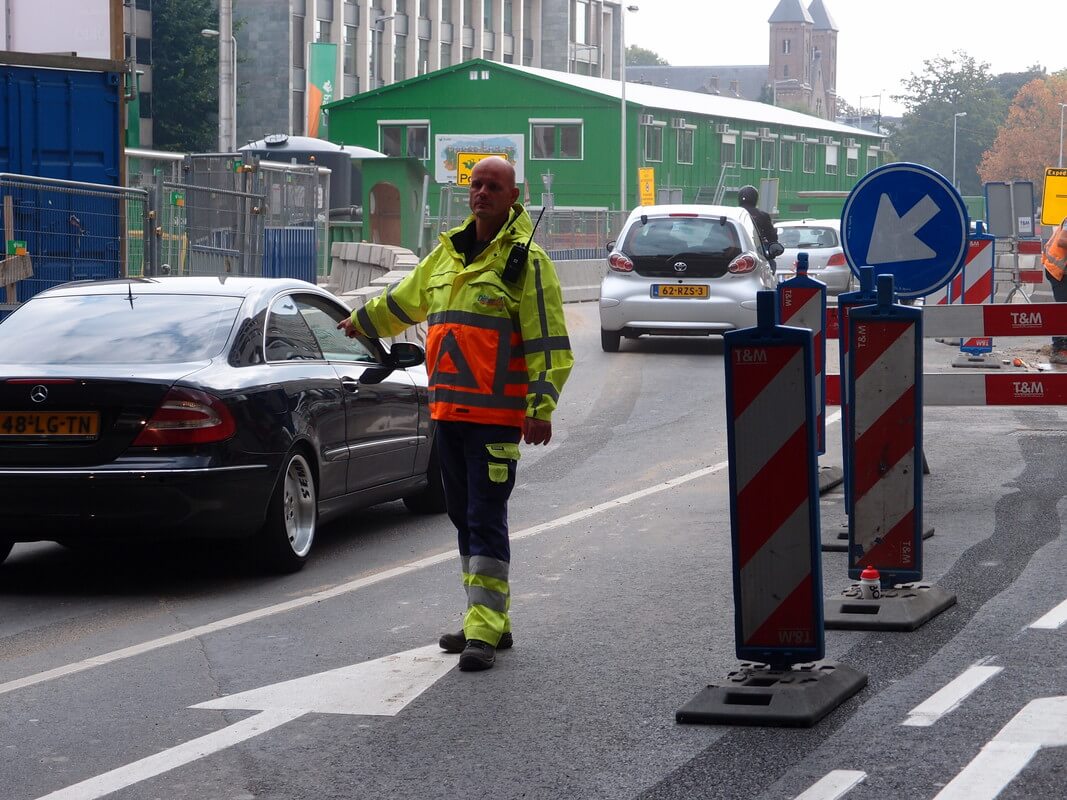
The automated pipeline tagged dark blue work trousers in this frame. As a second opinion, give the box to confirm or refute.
[435,420,522,644]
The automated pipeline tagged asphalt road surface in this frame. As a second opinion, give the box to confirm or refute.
[3,300,1067,800]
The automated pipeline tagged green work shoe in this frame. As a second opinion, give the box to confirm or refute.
[458,640,496,671]
[439,629,513,654]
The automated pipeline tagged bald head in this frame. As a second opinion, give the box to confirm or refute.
[468,157,520,237]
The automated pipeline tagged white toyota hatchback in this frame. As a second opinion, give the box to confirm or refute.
[598,205,777,352]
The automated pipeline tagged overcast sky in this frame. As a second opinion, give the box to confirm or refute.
[624,0,1065,117]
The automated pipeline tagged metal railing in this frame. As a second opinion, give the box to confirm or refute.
[158,181,264,276]
[0,173,150,300]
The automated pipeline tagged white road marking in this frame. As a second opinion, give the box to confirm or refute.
[902,664,1004,727]
[34,708,304,800]
[793,770,867,800]
[33,646,454,800]
[933,695,1067,800]
[1029,597,1067,629]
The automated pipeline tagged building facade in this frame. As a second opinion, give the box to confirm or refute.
[234,0,625,146]
[325,58,882,217]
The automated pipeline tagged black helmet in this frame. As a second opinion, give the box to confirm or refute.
[738,185,758,207]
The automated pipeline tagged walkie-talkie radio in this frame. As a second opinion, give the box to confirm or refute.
[501,208,546,285]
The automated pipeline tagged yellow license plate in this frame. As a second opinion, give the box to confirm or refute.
[0,412,100,440]
[652,284,710,298]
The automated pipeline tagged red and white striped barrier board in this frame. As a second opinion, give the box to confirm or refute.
[924,374,1067,405]
[847,280,923,584]
[923,303,1067,338]
[725,292,823,666]
[959,237,996,353]
[778,266,827,454]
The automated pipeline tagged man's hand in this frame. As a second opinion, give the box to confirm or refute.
[523,417,552,446]
[336,317,359,338]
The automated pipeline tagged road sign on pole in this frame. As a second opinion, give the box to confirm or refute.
[842,163,969,299]
[677,291,866,727]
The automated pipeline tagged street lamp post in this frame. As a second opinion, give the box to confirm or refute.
[372,15,396,89]
[858,94,881,132]
[620,4,638,214]
[953,111,967,190]
[201,28,237,151]
[1059,102,1066,169]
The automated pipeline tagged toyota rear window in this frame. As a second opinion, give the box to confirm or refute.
[624,218,742,257]
[0,294,242,364]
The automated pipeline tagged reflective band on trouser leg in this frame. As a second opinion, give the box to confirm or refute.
[464,555,511,644]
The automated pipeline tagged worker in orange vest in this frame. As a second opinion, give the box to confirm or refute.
[1042,218,1067,363]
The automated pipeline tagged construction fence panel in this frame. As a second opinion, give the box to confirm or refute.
[0,173,151,300]
[158,181,264,277]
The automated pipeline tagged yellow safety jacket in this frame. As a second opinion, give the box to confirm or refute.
[1043,225,1067,281]
[348,204,573,428]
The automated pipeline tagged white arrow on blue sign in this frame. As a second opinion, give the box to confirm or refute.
[841,162,970,299]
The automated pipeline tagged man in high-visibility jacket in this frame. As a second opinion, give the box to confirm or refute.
[338,156,573,671]
[1042,218,1067,363]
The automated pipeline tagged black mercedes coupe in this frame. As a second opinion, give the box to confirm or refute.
[0,277,444,572]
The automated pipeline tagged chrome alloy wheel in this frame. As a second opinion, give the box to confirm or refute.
[282,454,316,557]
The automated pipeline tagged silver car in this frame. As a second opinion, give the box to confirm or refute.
[775,218,853,295]
[599,205,777,352]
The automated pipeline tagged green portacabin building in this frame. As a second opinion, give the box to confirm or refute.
[324,58,885,220]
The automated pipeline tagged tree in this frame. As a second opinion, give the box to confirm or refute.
[887,51,1005,196]
[152,0,220,152]
[626,45,668,67]
[979,72,1067,199]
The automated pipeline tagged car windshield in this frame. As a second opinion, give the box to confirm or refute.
[0,293,242,364]
[777,226,839,249]
[623,217,742,257]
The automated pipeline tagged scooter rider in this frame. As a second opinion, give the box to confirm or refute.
[738,184,783,270]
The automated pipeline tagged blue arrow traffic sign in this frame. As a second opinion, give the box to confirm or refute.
[841,162,970,299]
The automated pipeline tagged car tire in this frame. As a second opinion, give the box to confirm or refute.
[403,440,447,514]
[258,450,317,574]
[601,328,621,352]
[0,539,12,566]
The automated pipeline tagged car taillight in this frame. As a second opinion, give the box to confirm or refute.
[727,254,758,274]
[133,387,236,446]
[827,252,847,267]
[608,251,634,272]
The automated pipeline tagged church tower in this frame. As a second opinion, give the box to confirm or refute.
[767,0,814,112]
[808,0,839,120]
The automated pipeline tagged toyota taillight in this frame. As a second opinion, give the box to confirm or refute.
[133,387,236,446]
[608,252,634,272]
[827,252,847,267]
[727,254,758,274]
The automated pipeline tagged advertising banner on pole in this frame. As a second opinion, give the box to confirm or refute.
[306,43,337,139]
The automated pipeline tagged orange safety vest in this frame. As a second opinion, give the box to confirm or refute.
[424,309,530,427]
[1043,227,1067,281]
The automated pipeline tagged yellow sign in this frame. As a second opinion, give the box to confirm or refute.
[456,152,502,186]
[1042,168,1067,226]
[638,167,656,206]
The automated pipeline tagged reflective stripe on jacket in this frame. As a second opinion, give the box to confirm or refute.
[348,204,573,427]
[1043,227,1067,281]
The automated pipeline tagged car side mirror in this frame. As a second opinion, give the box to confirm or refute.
[605,240,616,253]
[389,341,425,369]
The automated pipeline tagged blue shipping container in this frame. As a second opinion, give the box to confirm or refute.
[0,64,122,183]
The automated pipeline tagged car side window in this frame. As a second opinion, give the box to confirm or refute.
[294,295,382,364]
[265,295,324,362]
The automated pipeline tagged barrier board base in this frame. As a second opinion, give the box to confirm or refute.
[675,660,867,728]
[824,582,957,631]
[818,464,844,494]
[820,522,934,552]
[953,354,1001,370]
